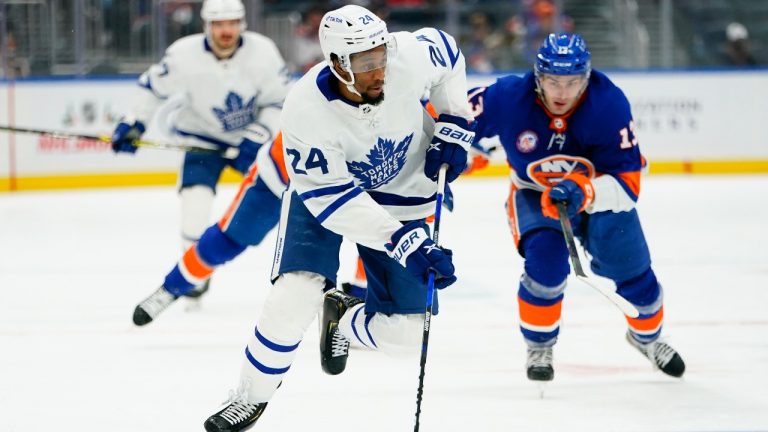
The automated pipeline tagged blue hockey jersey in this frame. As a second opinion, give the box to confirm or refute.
[471,70,644,213]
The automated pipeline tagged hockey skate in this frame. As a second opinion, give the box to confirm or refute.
[526,347,554,381]
[183,279,211,311]
[204,381,267,432]
[626,331,686,377]
[132,286,178,326]
[183,279,211,299]
[320,289,363,375]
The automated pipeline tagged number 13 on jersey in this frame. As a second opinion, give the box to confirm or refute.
[619,120,638,149]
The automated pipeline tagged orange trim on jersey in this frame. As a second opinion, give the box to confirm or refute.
[616,170,641,198]
[424,101,438,120]
[506,183,521,248]
[425,214,435,223]
[354,256,367,284]
[181,246,214,280]
[218,164,259,230]
[518,297,563,327]
[626,306,664,332]
[270,132,289,184]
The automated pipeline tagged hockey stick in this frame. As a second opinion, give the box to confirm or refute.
[556,202,639,318]
[413,164,448,432]
[0,124,238,157]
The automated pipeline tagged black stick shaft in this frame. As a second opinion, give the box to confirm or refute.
[556,201,586,277]
[414,164,447,432]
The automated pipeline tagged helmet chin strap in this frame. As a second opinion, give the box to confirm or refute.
[330,62,363,98]
[346,83,362,98]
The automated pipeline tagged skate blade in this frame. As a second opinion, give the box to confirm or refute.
[536,382,548,399]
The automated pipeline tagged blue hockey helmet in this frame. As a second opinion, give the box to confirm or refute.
[535,33,591,77]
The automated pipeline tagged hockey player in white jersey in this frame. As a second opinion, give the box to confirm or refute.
[111,0,289,299]
[204,5,474,431]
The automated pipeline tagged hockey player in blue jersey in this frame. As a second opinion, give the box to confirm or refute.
[111,0,289,301]
[469,33,685,382]
[203,5,474,431]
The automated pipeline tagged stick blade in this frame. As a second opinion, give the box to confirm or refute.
[575,275,639,318]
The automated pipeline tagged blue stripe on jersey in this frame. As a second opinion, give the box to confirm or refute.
[175,129,232,148]
[363,312,378,348]
[138,77,168,100]
[298,181,355,200]
[316,187,363,223]
[437,29,459,68]
[255,327,300,353]
[316,66,358,107]
[244,346,290,375]
[138,77,152,91]
[350,306,370,348]
[368,190,436,206]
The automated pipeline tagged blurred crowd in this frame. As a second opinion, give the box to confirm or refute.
[1,0,764,78]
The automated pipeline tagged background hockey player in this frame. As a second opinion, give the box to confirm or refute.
[203,5,473,431]
[469,33,685,382]
[110,0,289,299]
[130,134,288,326]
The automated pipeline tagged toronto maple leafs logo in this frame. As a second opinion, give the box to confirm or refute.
[346,133,413,189]
[212,91,257,131]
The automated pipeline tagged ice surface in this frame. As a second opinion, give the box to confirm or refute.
[1,176,766,432]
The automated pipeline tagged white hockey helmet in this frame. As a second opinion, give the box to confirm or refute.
[201,0,246,31]
[319,5,393,86]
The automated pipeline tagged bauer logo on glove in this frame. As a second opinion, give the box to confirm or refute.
[386,221,457,289]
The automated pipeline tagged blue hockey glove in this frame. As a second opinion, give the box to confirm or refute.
[425,114,475,183]
[111,119,146,154]
[386,221,457,289]
[232,137,262,174]
[541,173,595,219]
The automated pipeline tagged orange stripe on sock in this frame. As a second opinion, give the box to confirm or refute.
[181,246,214,280]
[626,306,664,332]
[518,297,562,327]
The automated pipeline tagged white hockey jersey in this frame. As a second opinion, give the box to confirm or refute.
[280,28,473,251]
[133,32,289,148]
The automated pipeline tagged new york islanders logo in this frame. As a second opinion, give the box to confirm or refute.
[212,91,257,131]
[516,130,538,153]
[346,134,413,189]
[526,155,595,188]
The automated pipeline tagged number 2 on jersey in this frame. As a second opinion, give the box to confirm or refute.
[286,148,329,175]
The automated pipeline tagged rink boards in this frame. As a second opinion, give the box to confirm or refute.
[1,70,767,192]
